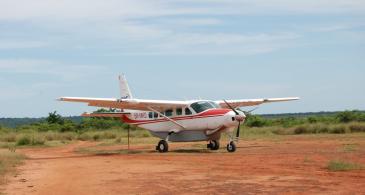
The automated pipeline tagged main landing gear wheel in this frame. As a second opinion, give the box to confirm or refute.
[207,140,220,150]
[156,140,169,153]
[227,141,236,153]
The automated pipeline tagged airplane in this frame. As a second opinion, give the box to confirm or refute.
[59,75,299,153]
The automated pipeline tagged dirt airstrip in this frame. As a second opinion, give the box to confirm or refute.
[2,134,365,195]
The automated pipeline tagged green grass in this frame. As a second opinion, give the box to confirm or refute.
[327,160,363,172]
[0,122,365,150]
[0,150,25,185]
[0,129,154,149]
[343,144,358,152]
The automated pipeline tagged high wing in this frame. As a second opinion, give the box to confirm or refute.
[58,97,189,112]
[217,97,300,109]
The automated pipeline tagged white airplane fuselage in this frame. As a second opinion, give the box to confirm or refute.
[122,104,245,142]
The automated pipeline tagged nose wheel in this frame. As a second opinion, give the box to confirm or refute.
[156,140,169,153]
[227,141,236,152]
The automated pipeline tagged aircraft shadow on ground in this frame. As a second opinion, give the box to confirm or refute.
[27,145,270,160]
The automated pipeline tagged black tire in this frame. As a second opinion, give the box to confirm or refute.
[156,140,169,153]
[227,141,236,153]
[207,140,220,150]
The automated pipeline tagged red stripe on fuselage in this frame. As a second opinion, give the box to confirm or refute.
[122,109,231,125]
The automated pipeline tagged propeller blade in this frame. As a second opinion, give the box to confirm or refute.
[247,107,259,114]
[236,121,241,138]
[223,100,239,115]
[237,107,259,115]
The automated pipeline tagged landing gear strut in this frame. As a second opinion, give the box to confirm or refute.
[156,140,168,153]
[207,140,220,150]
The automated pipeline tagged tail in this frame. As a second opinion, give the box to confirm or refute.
[118,74,133,99]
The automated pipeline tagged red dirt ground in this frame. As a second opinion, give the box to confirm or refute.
[3,134,365,195]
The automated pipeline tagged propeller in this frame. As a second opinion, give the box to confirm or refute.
[223,100,245,140]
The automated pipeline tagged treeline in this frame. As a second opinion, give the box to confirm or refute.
[244,110,365,135]
[0,111,136,133]
[0,116,83,128]
[1,110,365,134]
[246,110,365,127]
[2,110,365,128]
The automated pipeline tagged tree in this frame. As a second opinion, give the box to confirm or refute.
[336,111,356,123]
[46,111,64,125]
[245,115,269,127]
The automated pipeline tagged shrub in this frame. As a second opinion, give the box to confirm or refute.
[245,115,269,127]
[329,125,346,134]
[307,117,318,124]
[16,135,45,146]
[294,126,306,134]
[81,118,122,130]
[115,137,122,143]
[16,136,31,146]
[349,123,365,133]
[0,133,17,142]
[31,136,45,145]
[92,134,101,141]
[60,122,76,132]
[77,133,91,141]
[316,124,329,133]
[335,111,363,123]
[328,160,363,171]
[61,133,75,141]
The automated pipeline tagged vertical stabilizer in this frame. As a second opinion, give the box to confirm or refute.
[119,74,133,99]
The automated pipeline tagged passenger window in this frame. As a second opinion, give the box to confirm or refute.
[154,112,158,118]
[185,108,192,115]
[165,109,173,117]
[176,108,182,116]
[148,112,153,119]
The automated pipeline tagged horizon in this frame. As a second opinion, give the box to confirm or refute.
[0,1,364,117]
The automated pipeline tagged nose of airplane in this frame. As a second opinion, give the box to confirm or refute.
[225,110,246,127]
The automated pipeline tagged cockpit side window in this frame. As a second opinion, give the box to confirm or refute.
[190,101,215,113]
[209,101,220,108]
[185,107,192,115]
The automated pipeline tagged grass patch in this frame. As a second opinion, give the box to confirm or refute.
[343,144,358,152]
[16,135,45,146]
[76,147,144,155]
[303,156,313,163]
[327,160,363,171]
[0,150,25,185]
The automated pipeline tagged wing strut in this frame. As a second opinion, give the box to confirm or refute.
[147,107,186,130]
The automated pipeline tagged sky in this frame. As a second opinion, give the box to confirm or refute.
[0,0,364,117]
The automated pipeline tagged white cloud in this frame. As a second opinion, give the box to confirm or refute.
[0,0,364,22]
[0,40,48,49]
[163,18,222,26]
[0,0,362,56]
[183,0,365,15]
[106,32,300,55]
[0,59,111,80]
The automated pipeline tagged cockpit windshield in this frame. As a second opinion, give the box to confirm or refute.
[190,101,220,113]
